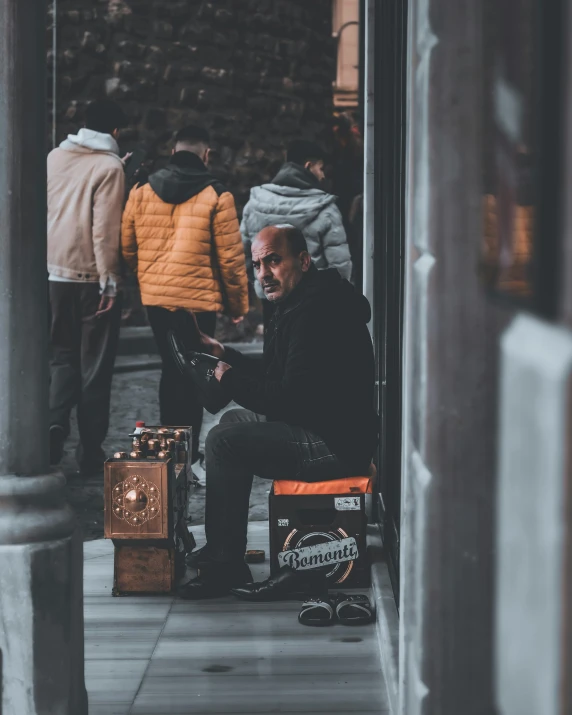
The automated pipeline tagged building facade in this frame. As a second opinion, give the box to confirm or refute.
[48,0,336,211]
[364,0,572,713]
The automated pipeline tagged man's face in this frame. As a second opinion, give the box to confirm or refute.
[305,159,325,183]
[251,230,311,303]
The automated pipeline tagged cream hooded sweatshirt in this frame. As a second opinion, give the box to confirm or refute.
[47,129,125,296]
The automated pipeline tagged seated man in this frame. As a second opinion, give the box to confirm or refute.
[180,224,377,599]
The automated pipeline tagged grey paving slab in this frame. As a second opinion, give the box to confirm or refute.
[131,673,388,714]
[85,623,165,661]
[83,539,115,560]
[84,600,173,625]
[161,608,375,640]
[149,636,380,677]
[127,712,383,715]
[145,652,381,678]
[88,705,132,715]
[85,658,148,707]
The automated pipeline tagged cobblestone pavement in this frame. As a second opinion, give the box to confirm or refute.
[62,369,270,541]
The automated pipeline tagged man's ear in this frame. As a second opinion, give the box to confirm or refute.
[112,128,120,139]
[300,251,312,272]
[204,147,211,165]
[304,161,312,172]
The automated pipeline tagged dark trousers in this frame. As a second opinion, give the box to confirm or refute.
[49,282,122,461]
[146,306,216,461]
[204,409,348,562]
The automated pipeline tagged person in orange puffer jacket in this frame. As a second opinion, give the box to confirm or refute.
[122,125,248,462]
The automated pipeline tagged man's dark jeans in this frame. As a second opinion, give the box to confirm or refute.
[204,408,349,563]
[146,306,216,462]
[49,282,122,464]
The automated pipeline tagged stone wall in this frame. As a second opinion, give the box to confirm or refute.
[48,0,336,212]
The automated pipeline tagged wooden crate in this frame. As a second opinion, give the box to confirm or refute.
[104,458,194,596]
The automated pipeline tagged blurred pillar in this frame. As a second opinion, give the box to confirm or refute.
[399,0,503,712]
[494,0,572,713]
[0,1,87,713]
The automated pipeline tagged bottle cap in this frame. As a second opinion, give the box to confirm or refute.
[136,421,145,428]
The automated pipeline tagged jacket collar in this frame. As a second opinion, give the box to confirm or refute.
[59,128,121,159]
[169,151,208,171]
[272,162,322,191]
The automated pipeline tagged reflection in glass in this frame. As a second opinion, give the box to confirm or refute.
[481,0,536,299]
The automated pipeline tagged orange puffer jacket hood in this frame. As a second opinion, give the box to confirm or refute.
[122,152,248,317]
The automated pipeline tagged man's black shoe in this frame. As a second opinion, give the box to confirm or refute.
[185,544,210,569]
[49,425,65,465]
[230,566,328,602]
[168,331,231,415]
[177,561,252,600]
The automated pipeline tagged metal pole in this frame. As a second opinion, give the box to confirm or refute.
[362,0,375,333]
[0,1,87,712]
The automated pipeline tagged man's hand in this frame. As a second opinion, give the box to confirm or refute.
[200,332,225,360]
[214,361,232,382]
[96,295,116,317]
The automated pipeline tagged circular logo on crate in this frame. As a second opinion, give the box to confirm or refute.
[112,475,160,527]
[281,527,355,584]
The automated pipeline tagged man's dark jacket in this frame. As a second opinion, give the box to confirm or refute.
[222,265,377,474]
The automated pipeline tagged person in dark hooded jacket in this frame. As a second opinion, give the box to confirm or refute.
[122,125,248,461]
[179,224,377,599]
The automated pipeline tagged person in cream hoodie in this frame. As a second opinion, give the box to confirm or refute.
[47,99,127,476]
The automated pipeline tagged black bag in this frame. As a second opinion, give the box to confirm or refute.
[168,330,231,415]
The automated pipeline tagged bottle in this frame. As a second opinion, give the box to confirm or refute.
[133,421,146,435]
[147,439,160,458]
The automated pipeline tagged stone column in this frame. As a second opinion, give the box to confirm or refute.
[0,1,87,713]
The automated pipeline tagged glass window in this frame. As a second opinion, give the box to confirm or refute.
[480,0,537,301]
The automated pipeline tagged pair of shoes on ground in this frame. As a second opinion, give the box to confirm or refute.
[298,593,373,627]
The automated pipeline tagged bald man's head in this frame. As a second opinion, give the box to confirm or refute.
[251,225,311,302]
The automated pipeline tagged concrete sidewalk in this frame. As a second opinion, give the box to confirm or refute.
[84,522,389,715]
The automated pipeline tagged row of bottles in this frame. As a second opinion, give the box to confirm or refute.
[114,422,190,463]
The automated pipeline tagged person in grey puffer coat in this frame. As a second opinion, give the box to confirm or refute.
[241,140,352,310]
